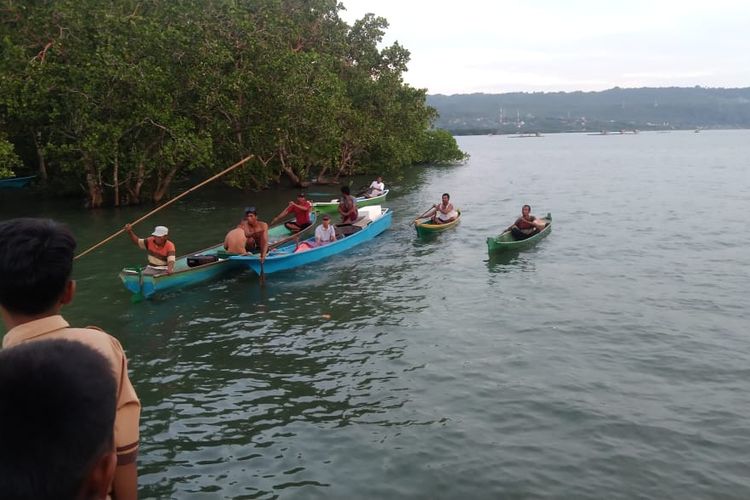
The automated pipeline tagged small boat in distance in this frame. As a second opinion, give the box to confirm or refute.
[508,132,543,138]
[486,213,552,254]
[312,189,389,214]
[414,210,462,237]
[0,175,36,189]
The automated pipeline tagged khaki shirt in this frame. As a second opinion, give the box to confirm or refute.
[2,315,140,465]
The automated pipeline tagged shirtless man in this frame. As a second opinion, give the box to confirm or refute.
[223,224,248,255]
[239,207,269,262]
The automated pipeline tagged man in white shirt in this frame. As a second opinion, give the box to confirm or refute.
[315,215,337,246]
[365,176,385,198]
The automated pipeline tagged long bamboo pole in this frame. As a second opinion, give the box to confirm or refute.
[74,155,254,260]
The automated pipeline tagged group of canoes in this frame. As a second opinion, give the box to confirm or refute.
[119,179,551,299]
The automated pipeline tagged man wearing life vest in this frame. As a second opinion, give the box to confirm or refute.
[125,224,176,275]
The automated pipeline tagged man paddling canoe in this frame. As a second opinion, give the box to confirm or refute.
[424,193,458,224]
[269,192,313,232]
[506,204,546,240]
[363,176,385,198]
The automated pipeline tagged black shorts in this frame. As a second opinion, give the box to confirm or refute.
[286,221,311,230]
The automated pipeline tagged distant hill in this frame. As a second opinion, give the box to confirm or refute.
[427,87,750,135]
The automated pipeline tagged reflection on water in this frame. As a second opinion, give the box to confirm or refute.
[486,249,523,270]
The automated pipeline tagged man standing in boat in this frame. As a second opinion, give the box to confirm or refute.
[240,207,269,262]
[125,224,176,275]
[269,193,313,232]
[425,193,458,224]
[338,186,358,224]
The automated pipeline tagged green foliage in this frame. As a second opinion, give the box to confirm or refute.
[0,136,20,178]
[0,0,465,206]
[418,129,468,165]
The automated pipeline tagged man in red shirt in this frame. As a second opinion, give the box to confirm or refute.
[270,193,313,232]
[124,224,176,274]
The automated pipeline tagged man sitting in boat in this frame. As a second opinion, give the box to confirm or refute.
[240,207,269,262]
[364,176,385,198]
[315,214,337,246]
[224,223,249,255]
[507,204,545,240]
[338,186,358,224]
[125,224,176,274]
[426,193,458,224]
[269,193,313,232]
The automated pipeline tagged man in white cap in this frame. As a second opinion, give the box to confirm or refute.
[124,223,176,274]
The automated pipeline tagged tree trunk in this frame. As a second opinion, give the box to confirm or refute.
[278,149,303,187]
[153,165,178,204]
[336,143,355,179]
[85,159,104,208]
[126,161,145,205]
[113,156,120,207]
[33,132,48,183]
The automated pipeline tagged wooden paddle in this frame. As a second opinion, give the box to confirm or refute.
[74,154,254,260]
[411,206,436,225]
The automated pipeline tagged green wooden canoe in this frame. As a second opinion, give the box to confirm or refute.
[414,210,461,237]
[312,189,389,214]
[487,213,551,253]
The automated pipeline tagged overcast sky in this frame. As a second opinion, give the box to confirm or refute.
[339,0,750,95]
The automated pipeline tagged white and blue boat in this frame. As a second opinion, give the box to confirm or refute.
[230,206,392,275]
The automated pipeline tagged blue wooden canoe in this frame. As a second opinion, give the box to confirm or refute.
[118,242,241,299]
[0,175,36,188]
[230,206,392,275]
[118,216,315,298]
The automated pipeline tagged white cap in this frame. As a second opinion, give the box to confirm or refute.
[151,226,169,237]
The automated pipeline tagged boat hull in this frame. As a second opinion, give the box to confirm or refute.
[231,207,392,274]
[0,175,36,188]
[487,213,552,253]
[118,217,313,298]
[414,210,462,237]
[313,189,389,214]
[119,243,242,298]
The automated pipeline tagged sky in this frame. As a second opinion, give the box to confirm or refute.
[338,0,750,95]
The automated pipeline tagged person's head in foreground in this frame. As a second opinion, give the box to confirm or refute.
[0,339,117,500]
[0,218,76,319]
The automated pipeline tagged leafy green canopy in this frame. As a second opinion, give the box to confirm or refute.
[0,0,465,206]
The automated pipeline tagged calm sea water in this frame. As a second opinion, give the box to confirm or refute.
[1,131,749,499]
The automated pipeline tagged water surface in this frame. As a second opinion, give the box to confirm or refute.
[1,130,749,499]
